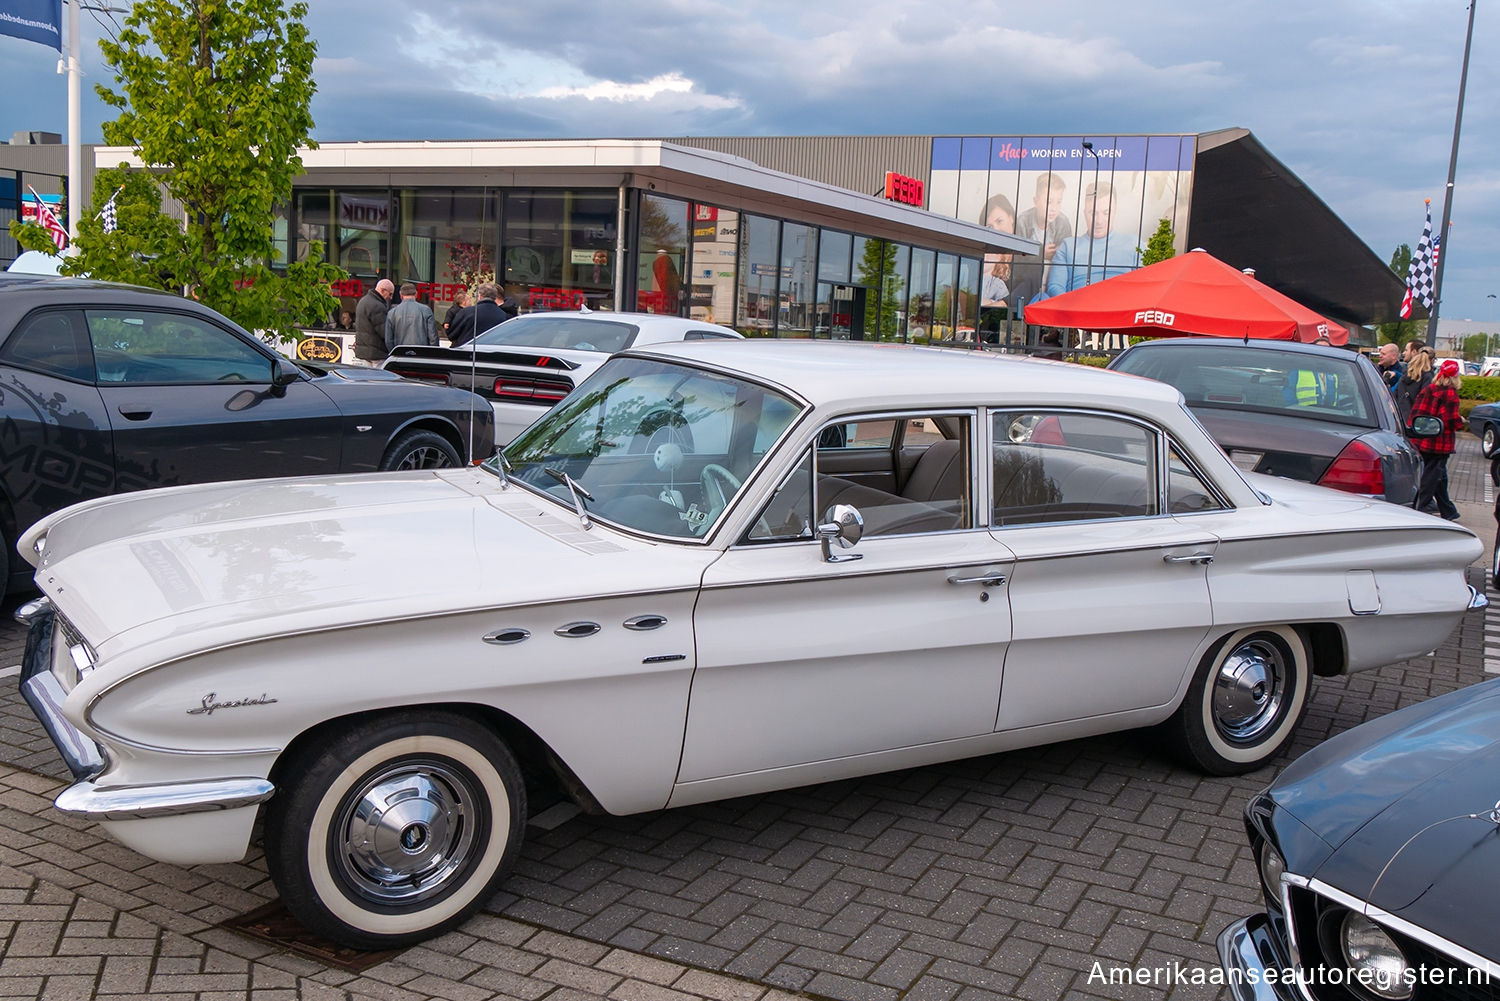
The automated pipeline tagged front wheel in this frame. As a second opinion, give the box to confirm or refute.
[381,429,461,471]
[264,711,526,950]
[1164,626,1311,776]
[1484,424,1498,457]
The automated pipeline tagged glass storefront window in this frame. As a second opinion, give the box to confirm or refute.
[335,190,391,287]
[636,193,688,315]
[689,203,738,326]
[296,190,364,331]
[398,189,497,331]
[933,253,958,344]
[504,188,619,313]
[908,248,935,344]
[736,214,779,337]
[958,256,981,345]
[780,222,815,337]
[862,241,907,342]
[817,229,851,283]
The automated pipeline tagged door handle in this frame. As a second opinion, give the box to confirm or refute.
[946,571,1007,587]
[117,406,152,421]
[1163,552,1214,565]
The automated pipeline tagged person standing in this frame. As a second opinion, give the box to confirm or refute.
[1394,349,1433,428]
[353,279,395,365]
[1375,341,1401,390]
[442,289,472,337]
[385,283,439,351]
[1410,358,1464,521]
[448,281,511,348]
[1012,172,1072,300]
[1044,182,1138,298]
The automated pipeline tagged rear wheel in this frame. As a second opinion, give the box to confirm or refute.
[1165,626,1311,775]
[381,430,461,471]
[265,711,526,950]
[1483,424,1497,457]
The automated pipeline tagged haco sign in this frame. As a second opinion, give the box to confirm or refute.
[883,172,924,207]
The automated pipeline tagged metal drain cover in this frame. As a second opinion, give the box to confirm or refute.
[220,901,403,973]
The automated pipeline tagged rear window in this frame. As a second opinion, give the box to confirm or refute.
[1113,344,1377,428]
[474,315,639,354]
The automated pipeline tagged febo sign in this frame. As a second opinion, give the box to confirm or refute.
[883,171,925,207]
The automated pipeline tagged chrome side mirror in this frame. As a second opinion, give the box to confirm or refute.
[1407,415,1443,439]
[816,504,864,563]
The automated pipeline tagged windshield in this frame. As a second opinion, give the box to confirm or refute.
[1113,344,1378,428]
[475,315,638,353]
[488,356,804,539]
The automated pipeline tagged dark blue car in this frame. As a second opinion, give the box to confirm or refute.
[1218,678,1500,999]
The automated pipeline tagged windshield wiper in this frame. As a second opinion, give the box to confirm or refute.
[544,467,594,530]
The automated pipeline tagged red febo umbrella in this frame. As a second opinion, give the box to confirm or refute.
[1023,249,1348,345]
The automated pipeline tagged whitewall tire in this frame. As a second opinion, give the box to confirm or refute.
[1166,626,1312,775]
[264,711,526,950]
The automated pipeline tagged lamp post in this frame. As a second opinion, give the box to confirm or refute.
[1081,141,1101,290]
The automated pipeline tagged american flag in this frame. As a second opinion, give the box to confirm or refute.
[1399,203,1438,319]
[27,186,67,251]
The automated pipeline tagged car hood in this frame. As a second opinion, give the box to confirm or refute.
[25,469,710,667]
[1269,679,1500,953]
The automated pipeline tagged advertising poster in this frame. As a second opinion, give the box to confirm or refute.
[928,135,1195,310]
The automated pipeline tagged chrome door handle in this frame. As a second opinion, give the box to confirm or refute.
[947,572,1007,587]
[1163,552,1214,565]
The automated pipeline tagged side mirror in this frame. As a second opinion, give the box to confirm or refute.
[1408,415,1443,439]
[270,357,301,398]
[816,504,864,563]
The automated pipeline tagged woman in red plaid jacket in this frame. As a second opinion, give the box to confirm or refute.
[1410,358,1465,520]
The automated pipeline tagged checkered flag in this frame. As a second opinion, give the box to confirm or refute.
[99,188,120,234]
[1399,203,1437,319]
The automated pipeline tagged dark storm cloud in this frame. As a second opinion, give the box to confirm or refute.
[1,0,1495,318]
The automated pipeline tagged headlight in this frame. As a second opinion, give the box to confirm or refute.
[1339,912,1413,1001]
[1257,840,1286,901]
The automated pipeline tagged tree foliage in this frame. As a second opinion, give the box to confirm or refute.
[1377,243,1426,346]
[855,239,905,341]
[69,0,340,338]
[1139,218,1176,267]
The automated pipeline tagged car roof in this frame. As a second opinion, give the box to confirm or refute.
[624,339,1185,411]
[1114,337,1360,360]
[516,310,740,333]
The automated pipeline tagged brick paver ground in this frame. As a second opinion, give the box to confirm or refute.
[0,435,1491,1001]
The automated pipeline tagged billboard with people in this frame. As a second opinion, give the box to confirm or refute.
[927,135,1196,314]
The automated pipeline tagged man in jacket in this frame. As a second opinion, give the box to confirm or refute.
[384,283,439,351]
[448,281,512,348]
[353,279,394,365]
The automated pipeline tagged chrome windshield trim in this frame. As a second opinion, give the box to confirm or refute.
[1302,875,1500,981]
[55,777,275,822]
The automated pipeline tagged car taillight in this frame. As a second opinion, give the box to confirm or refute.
[387,368,450,385]
[494,376,572,403]
[1318,439,1385,496]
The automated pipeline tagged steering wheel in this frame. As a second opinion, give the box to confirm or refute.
[693,464,741,537]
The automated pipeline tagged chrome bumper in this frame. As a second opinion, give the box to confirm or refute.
[15,598,105,781]
[1468,585,1489,610]
[54,776,275,822]
[1216,915,1300,1001]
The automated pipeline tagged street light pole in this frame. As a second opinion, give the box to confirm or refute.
[1081,141,1101,289]
[1425,0,1478,347]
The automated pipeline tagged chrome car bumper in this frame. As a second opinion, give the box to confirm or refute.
[1216,915,1300,1001]
[14,597,275,822]
[1468,585,1489,610]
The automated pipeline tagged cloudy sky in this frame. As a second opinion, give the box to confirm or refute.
[2,0,1496,324]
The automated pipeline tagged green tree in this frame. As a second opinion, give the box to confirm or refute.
[856,239,905,341]
[75,0,338,338]
[1377,243,1425,347]
[1462,332,1496,361]
[1139,217,1176,267]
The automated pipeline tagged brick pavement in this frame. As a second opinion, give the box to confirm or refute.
[0,435,1493,1001]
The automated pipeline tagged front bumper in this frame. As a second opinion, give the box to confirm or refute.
[15,599,275,822]
[1217,914,1301,1001]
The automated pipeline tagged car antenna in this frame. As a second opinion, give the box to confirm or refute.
[466,187,487,465]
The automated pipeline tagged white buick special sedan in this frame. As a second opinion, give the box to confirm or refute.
[15,341,1483,951]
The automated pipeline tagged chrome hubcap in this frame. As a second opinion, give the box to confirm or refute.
[1212,638,1288,743]
[396,446,454,470]
[334,761,480,905]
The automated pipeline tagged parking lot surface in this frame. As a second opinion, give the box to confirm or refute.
[0,436,1493,1001]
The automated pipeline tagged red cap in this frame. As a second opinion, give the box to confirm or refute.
[1437,358,1461,379]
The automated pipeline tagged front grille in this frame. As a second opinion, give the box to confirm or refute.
[1287,885,1500,1001]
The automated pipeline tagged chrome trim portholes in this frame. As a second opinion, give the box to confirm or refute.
[483,628,531,645]
[623,615,668,631]
[554,621,602,638]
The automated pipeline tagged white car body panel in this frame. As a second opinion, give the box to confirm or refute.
[15,341,1483,869]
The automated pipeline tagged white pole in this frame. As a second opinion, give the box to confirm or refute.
[66,0,81,240]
